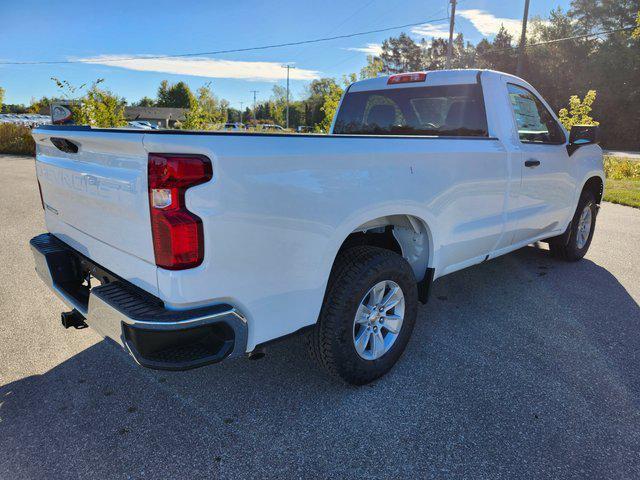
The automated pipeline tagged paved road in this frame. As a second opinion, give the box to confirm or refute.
[604,150,640,160]
[1,154,639,479]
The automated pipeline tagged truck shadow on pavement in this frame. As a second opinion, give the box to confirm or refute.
[1,245,639,479]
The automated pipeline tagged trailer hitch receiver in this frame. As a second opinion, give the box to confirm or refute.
[61,310,88,329]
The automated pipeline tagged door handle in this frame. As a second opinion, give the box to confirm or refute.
[524,159,541,168]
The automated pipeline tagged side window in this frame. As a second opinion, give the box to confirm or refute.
[507,83,565,144]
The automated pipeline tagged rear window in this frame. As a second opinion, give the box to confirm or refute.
[333,84,488,136]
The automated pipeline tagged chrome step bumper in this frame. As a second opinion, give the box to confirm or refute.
[30,233,248,370]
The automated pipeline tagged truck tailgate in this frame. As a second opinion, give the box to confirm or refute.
[32,129,158,295]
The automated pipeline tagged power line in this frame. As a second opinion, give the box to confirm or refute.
[0,17,449,66]
[3,13,627,69]
[319,3,451,72]
[485,25,636,55]
[291,0,378,67]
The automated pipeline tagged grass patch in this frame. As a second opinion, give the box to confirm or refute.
[602,156,640,209]
[604,179,640,209]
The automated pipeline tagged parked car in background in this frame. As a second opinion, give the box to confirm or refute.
[0,113,51,128]
[255,124,285,132]
[220,122,246,131]
[127,120,159,130]
[30,69,604,385]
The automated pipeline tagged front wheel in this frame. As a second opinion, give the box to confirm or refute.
[549,190,597,261]
[307,246,418,385]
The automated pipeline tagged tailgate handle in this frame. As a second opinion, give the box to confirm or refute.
[50,137,79,154]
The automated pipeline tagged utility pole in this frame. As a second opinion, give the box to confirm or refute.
[516,0,531,77]
[250,90,259,121]
[446,0,457,69]
[239,102,244,124]
[282,64,295,129]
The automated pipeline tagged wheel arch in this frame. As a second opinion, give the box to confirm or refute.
[582,175,604,204]
[328,213,436,285]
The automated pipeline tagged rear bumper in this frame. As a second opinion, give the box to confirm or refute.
[30,233,248,370]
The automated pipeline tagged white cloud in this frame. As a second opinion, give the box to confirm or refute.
[458,9,522,37]
[410,23,451,39]
[77,55,321,82]
[345,43,383,56]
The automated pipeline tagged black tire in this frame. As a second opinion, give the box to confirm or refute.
[308,246,418,385]
[549,189,597,261]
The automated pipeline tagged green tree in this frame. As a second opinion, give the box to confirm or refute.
[133,96,156,107]
[569,0,638,33]
[633,11,640,38]
[28,96,54,114]
[157,80,195,108]
[0,86,4,110]
[366,32,475,75]
[524,10,592,109]
[422,38,447,70]
[379,33,424,73]
[270,84,288,126]
[476,26,516,73]
[558,90,599,129]
[360,55,384,79]
[304,78,342,127]
[315,81,343,133]
[180,83,228,130]
[1,103,28,114]
[196,83,228,123]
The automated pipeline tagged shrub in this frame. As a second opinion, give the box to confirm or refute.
[51,77,127,128]
[558,90,599,131]
[604,156,640,180]
[73,84,127,128]
[0,123,35,156]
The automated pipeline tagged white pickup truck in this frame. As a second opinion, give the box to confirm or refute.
[30,69,604,384]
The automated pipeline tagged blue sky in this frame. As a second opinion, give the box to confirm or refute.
[0,0,570,107]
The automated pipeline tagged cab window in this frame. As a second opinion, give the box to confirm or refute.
[507,83,565,144]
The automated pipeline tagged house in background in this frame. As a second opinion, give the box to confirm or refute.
[124,107,187,128]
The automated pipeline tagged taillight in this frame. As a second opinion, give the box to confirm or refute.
[148,154,212,270]
[387,72,427,85]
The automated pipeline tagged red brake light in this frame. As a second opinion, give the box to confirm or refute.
[387,73,427,85]
[148,154,212,270]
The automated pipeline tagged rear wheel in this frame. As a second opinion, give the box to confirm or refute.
[549,190,597,261]
[308,246,418,385]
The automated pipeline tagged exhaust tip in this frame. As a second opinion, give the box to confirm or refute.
[61,310,88,329]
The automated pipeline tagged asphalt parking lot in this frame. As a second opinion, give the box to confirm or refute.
[1,153,639,479]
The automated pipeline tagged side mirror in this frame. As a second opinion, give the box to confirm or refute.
[567,125,600,155]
